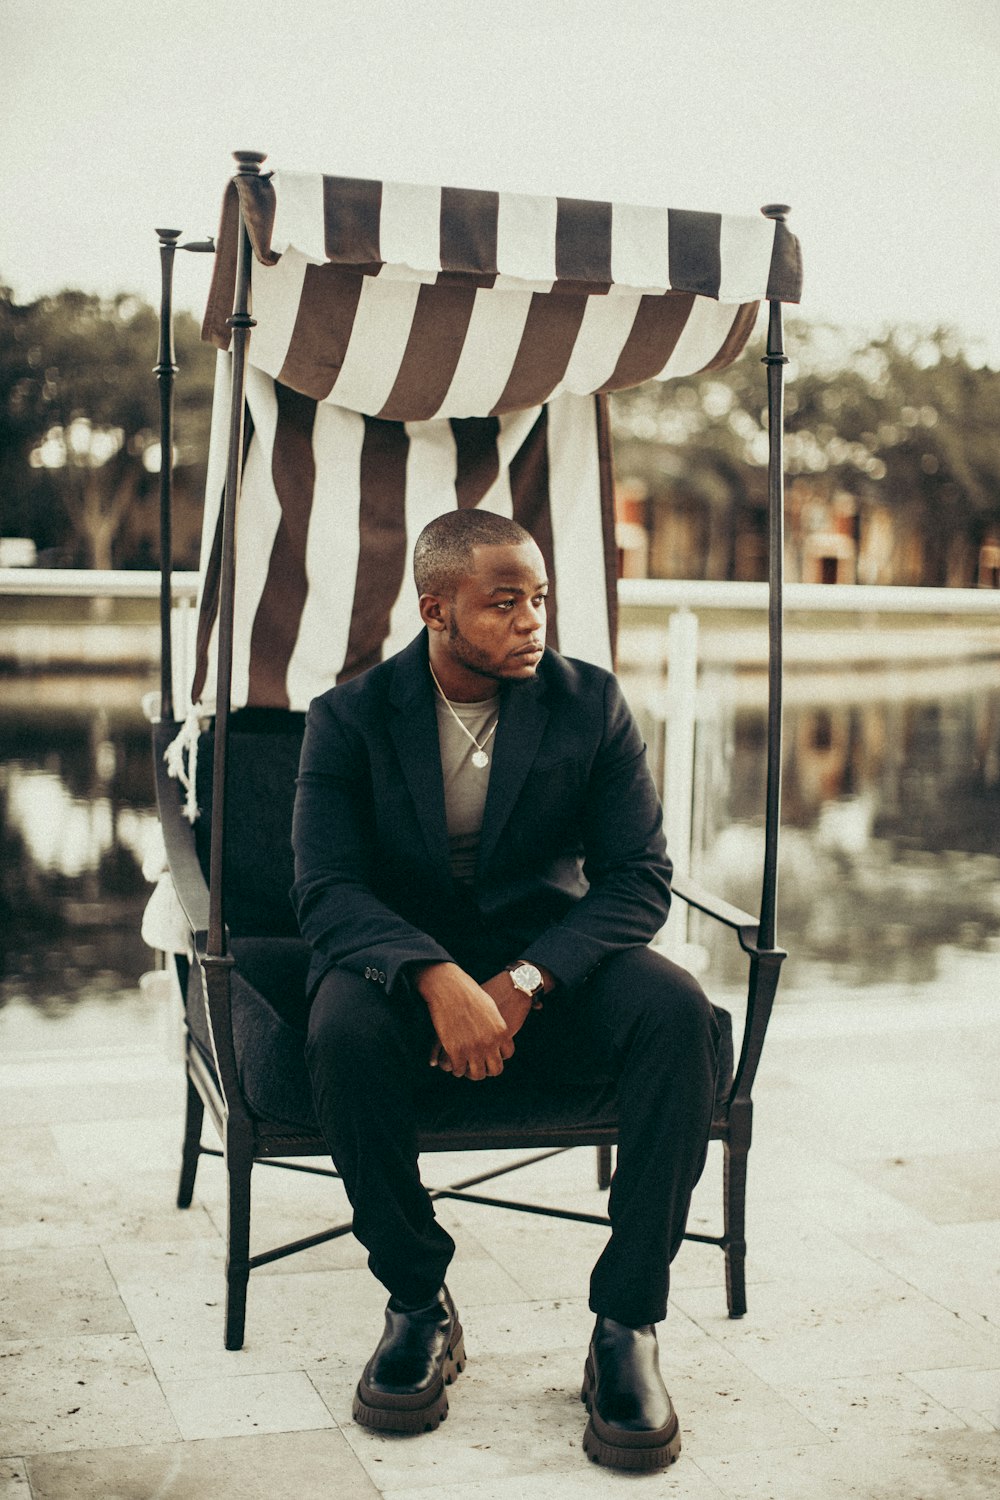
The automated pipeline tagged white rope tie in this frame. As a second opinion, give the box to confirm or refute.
[163,704,206,823]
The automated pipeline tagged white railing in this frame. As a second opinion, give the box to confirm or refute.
[0,568,200,599]
[4,566,997,709]
[619,578,1000,616]
[5,570,997,613]
[0,569,200,709]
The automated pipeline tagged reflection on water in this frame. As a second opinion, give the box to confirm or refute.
[0,681,160,1015]
[687,674,1000,993]
[1,666,998,1016]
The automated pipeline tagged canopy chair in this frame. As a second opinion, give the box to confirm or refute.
[152,151,801,1350]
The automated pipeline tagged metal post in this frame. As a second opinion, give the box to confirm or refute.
[758,205,790,952]
[207,151,265,959]
[154,229,180,722]
[154,230,215,721]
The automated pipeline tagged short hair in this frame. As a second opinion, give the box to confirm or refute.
[413,509,533,596]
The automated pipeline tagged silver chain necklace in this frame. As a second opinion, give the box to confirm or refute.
[428,661,499,769]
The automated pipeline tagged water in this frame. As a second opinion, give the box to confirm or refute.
[0,674,165,1048]
[1,665,997,1039]
[672,661,1000,998]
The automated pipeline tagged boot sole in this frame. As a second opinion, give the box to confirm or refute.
[580,1351,682,1472]
[352,1326,466,1434]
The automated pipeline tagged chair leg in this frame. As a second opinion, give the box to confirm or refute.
[722,1141,748,1318]
[596,1144,613,1191]
[224,1133,254,1350]
[176,1072,204,1209]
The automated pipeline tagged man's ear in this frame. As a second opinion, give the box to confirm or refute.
[418,593,448,632]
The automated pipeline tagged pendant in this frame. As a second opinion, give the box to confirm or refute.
[472,750,490,768]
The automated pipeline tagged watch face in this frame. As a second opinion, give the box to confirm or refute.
[510,962,542,996]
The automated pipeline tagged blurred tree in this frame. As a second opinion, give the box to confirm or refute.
[610,319,1000,585]
[781,325,1000,585]
[0,287,215,567]
[3,287,998,583]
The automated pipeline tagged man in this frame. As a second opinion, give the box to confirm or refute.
[291,509,719,1472]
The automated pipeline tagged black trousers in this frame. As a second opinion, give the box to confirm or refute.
[305,945,720,1328]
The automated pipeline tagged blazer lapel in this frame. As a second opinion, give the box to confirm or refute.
[477,672,549,874]
[388,634,452,876]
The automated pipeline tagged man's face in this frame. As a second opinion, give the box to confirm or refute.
[428,541,548,690]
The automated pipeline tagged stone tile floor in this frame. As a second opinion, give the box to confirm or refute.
[1,952,998,1498]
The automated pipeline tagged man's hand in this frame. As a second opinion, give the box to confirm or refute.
[414,963,513,1081]
[480,972,535,1046]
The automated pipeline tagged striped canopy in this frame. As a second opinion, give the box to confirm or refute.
[191,166,802,712]
[203,169,801,421]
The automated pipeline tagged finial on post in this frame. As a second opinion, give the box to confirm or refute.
[761,204,791,222]
[155,228,182,245]
[233,150,267,175]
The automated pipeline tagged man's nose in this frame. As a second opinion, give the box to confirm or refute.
[517,600,545,632]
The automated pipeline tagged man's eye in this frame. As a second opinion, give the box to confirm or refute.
[495,600,515,610]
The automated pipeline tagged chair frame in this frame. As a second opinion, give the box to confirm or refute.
[153,152,789,1351]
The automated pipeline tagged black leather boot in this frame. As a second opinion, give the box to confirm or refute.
[581,1315,681,1471]
[352,1285,465,1433]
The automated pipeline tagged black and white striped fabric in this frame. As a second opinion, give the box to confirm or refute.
[190,363,616,710]
[191,167,802,711]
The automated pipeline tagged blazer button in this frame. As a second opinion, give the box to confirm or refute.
[364,966,371,979]
[378,971,386,984]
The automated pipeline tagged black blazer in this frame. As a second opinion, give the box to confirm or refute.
[291,631,672,1001]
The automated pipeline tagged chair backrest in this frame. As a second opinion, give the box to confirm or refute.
[192,711,305,937]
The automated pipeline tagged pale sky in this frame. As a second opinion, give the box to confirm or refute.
[2,0,998,362]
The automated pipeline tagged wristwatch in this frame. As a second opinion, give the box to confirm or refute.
[507,961,544,999]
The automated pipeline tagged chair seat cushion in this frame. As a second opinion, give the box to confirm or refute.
[186,938,734,1136]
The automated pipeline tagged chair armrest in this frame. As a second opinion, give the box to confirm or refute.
[671,873,787,1107]
[670,872,760,954]
[152,720,210,936]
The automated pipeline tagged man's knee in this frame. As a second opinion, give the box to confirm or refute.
[593,946,719,1052]
[306,966,411,1077]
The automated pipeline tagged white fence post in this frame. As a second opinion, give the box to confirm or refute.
[661,607,699,955]
[171,595,194,719]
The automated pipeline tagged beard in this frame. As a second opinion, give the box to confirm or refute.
[446,617,542,686]
[446,617,507,684]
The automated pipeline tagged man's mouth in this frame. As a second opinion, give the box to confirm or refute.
[512,644,543,657]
